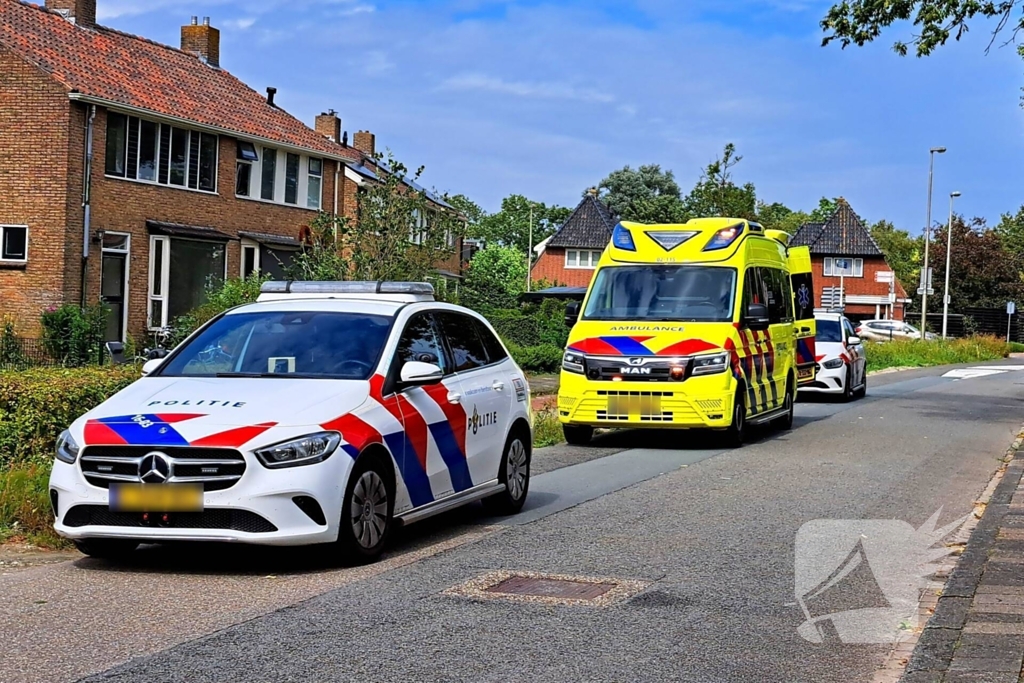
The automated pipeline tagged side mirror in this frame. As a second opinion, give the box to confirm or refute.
[744,303,770,331]
[400,361,443,387]
[847,336,861,346]
[565,301,581,328]
[141,358,165,376]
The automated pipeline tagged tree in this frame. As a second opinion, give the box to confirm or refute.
[870,220,921,294]
[681,143,758,221]
[460,244,528,310]
[821,1,1023,59]
[995,205,1024,264]
[756,202,811,234]
[808,197,839,223]
[596,164,685,223]
[471,194,570,256]
[447,194,485,227]
[929,216,1024,310]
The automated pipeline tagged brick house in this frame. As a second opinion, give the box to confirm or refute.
[0,0,462,342]
[530,192,616,288]
[789,198,909,322]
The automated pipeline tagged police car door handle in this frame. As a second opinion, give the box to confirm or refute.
[492,380,505,392]
[447,390,462,404]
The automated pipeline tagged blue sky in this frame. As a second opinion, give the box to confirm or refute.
[98,0,1023,231]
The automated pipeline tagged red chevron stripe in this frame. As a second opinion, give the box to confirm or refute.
[83,420,127,446]
[422,382,466,458]
[369,374,428,471]
[153,413,206,423]
[321,413,383,451]
[191,422,277,448]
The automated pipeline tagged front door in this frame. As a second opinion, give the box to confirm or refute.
[100,233,129,342]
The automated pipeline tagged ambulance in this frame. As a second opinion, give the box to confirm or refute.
[558,219,816,446]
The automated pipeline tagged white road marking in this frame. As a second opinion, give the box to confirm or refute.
[942,368,1017,379]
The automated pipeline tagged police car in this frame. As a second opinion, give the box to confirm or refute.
[797,312,866,401]
[49,282,532,562]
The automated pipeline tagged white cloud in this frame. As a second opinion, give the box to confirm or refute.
[222,17,257,30]
[439,74,615,104]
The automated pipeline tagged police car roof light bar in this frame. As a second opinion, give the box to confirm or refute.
[259,281,435,296]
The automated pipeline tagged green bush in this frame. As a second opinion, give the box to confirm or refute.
[532,408,565,448]
[168,273,268,347]
[0,462,57,545]
[40,303,108,366]
[508,343,563,373]
[0,320,27,371]
[1008,341,1024,354]
[0,366,140,468]
[866,335,1010,373]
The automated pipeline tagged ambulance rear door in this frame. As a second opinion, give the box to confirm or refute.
[788,245,817,386]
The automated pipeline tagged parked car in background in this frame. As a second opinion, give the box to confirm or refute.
[799,313,866,401]
[855,319,937,342]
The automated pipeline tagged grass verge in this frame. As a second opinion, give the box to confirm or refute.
[533,408,565,448]
[0,461,66,548]
[866,335,1010,373]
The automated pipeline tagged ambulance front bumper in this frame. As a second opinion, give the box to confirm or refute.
[49,450,354,546]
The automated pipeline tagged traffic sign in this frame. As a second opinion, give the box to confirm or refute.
[1008,302,1016,315]
[875,271,894,284]
[917,288,934,296]
[918,268,933,289]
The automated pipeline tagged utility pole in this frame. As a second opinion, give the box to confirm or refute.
[526,204,533,292]
[941,191,961,339]
[920,147,947,339]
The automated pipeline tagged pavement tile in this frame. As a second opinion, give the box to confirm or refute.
[976,586,1024,596]
[967,612,1024,624]
[941,672,1021,683]
[928,597,971,629]
[968,601,1024,615]
[963,622,1024,635]
[997,528,1024,541]
[898,672,944,683]
[948,656,1023,673]
[905,628,958,672]
[957,633,1024,651]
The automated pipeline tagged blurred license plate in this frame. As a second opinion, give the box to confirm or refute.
[109,484,203,512]
[608,395,661,416]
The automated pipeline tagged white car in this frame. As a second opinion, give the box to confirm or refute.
[798,312,867,400]
[856,319,937,342]
[49,282,532,562]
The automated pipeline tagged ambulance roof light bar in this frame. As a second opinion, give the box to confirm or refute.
[260,281,435,296]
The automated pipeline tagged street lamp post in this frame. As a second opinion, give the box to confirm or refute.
[920,147,947,339]
[941,191,961,339]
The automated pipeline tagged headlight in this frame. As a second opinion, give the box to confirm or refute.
[254,432,341,469]
[55,430,80,464]
[691,352,729,376]
[823,358,845,369]
[562,350,585,375]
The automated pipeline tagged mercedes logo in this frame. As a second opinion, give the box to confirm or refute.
[138,452,172,484]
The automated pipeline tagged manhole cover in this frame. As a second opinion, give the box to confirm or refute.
[445,570,649,607]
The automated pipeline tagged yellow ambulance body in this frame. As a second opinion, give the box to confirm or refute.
[558,219,816,446]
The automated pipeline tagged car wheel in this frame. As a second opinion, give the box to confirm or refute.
[563,424,593,446]
[73,538,139,559]
[724,389,746,447]
[855,371,867,399]
[482,429,531,515]
[775,378,795,431]
[841,368,853,402]
[335,454,393,564]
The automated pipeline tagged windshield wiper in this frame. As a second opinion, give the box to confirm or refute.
[214,372,332,379]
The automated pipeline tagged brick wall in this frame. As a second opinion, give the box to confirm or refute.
[530,247,596,288]
[811,256,907,320]
[0,48,72,336]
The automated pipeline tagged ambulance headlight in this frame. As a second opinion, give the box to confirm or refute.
[823,358,845,369]
[55,430,80,464]
[255,432,341,469]
[562,351,585,375]
[691,352,729,376]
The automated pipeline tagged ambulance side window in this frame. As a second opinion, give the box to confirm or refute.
[760,268,793,324]
[743,268,764,314]
[792,273,815,321]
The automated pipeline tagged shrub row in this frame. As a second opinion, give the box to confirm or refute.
[865,335,1010,373]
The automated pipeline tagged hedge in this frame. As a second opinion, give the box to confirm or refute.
[0,366,140,468]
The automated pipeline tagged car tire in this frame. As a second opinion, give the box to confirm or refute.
[334,453,393,564]
[73,538,139,559]
[855,371,867,399]
[841,368,853,402]
[724,389,747,447]
[563,424,593,446]
[482,428,531,516]
[775,378,795,431]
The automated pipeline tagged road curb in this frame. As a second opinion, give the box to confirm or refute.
[895,429,1024,682]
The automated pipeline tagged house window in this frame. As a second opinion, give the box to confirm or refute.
[148,236,226,329]
[307,158,322,210]
[261,147,277,201]
[0,225,28,261]
[241,241,259,278]
[823,257,864,278]
[235,142,258,197]
[104,113,217,192]
[565,249,601,269]
[285,153,300,205]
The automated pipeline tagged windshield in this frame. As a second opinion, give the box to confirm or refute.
[157,311,393,379]
[582,266,737,322]
[815,319,842,342]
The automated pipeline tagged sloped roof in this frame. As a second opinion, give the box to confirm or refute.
[790,199,883,257]
[0,0,358,160]
[547,194,617,249]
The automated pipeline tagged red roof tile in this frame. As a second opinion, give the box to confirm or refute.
[0,0,358,160]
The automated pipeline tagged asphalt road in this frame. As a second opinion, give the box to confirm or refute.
[4,361,1024,683]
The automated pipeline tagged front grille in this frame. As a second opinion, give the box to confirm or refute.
[80,446,246,491]
[62,505,276,533]
[585,356,688,382]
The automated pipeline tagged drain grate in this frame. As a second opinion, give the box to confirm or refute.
[445,570,649,607]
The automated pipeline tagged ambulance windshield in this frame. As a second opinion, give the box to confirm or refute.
[582,265,736,322]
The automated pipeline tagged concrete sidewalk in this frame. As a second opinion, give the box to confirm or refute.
[900,443,1024,683]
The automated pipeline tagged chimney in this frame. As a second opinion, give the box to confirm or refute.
[353,130,376,156]
[315,110,342,143]
[266,87,277,106]
[46,0,96,27]
[180,16,220,68]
